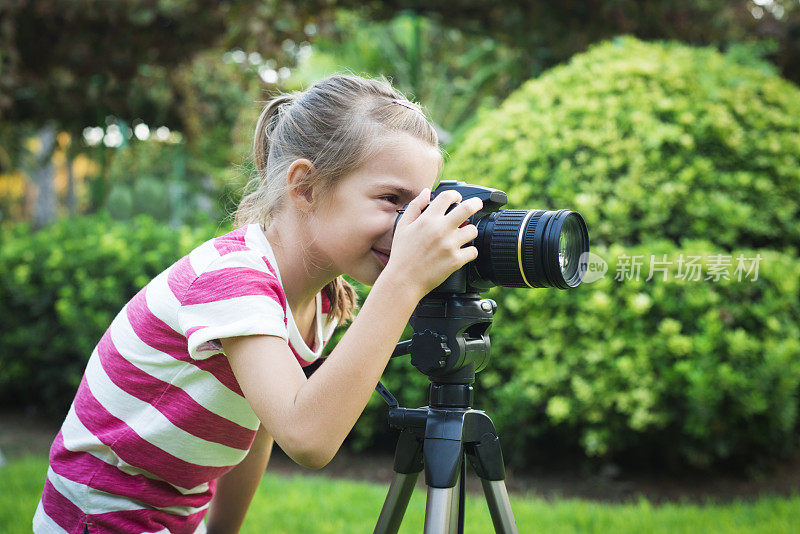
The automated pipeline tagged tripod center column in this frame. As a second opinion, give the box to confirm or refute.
[429,383,473,409]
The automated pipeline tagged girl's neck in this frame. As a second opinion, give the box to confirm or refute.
[263,215,338,316]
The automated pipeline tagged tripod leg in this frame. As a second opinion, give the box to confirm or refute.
[481,479,518,534]
[466,431,518,534]
[447,459,465,534]
[426,455,465,534]
[375,430,424,534]
[375,471,420,534]
[423,487,455,533]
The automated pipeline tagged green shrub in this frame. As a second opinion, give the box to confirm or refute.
[446,36,800,253]
[0,213,220,415]
[437,37,800,469]
[478,241,800,469]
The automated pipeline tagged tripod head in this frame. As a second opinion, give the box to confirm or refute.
[402,293,495,384]
[384,291,495,414]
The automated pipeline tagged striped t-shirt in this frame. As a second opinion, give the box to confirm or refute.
[33,224,338,534]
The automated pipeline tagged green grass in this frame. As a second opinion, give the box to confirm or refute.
[3,455,798,533]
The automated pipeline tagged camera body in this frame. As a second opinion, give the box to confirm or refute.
[431,180,508,294]
[397,180,589,296]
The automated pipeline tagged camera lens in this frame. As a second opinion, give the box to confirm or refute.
[556,214,586,287]
[474,209,589,289]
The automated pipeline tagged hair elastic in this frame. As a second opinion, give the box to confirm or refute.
[392,99,426,117]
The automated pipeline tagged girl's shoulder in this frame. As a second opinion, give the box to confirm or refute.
[208,225,253,255]
[190,224,280,281]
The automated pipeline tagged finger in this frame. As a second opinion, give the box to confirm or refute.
[454,223,479,247]
[396,188,431,228]
[444,196,483,228]
[424,189,463,217]
[456,246,479,266]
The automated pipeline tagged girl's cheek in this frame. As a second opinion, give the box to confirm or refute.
[363,208,393,227]
[382,212,399,232]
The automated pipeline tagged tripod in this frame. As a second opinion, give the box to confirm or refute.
[373,293,518,533]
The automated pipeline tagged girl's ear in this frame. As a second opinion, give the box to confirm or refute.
[285,158,316,212]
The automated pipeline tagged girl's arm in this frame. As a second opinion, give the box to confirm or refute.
[221,270,421,469]
[205,425,273,533]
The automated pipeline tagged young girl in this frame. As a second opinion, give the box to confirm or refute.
[34,74,483,533]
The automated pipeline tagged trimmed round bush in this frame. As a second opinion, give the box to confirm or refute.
[440,37,800,469]
[447,36,800,253]
[0,214,220,415]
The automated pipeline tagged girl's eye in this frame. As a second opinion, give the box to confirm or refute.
[380,195,399,204]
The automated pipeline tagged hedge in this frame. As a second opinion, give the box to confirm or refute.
[477,241,800,469]
[0,213,220,414]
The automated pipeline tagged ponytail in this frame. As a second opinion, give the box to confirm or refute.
[323,276,360,325]
[234,95,294,229]
[253,95,293,178]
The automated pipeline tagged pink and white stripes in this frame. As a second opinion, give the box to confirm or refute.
[34,224,337,533]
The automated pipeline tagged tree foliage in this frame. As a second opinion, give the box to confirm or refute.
[286,11,529,139]
[0,0,334,136]
[351,0,800,84]
[0,0,331,220]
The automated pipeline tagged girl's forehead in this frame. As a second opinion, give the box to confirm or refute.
[380,131,441,158]
[365,135,441,180]
[324,134,440,206]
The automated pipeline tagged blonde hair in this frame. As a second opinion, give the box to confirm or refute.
[235,74,440,325]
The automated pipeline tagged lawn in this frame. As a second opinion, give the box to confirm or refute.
[2,455,798,533]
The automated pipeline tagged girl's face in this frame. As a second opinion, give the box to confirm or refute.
[307,133,442,286]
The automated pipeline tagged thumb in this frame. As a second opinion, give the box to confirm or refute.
[396,188,431,229]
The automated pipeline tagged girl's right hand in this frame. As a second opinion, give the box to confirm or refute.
[383,188,483,299]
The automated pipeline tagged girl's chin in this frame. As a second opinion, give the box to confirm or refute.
[341,266,381,287]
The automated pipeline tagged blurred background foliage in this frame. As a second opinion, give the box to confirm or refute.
[283,10,529,143]
[0,214,223,413]
[1,0,799,473]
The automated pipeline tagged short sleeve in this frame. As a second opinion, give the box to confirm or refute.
[177,251,288,360]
